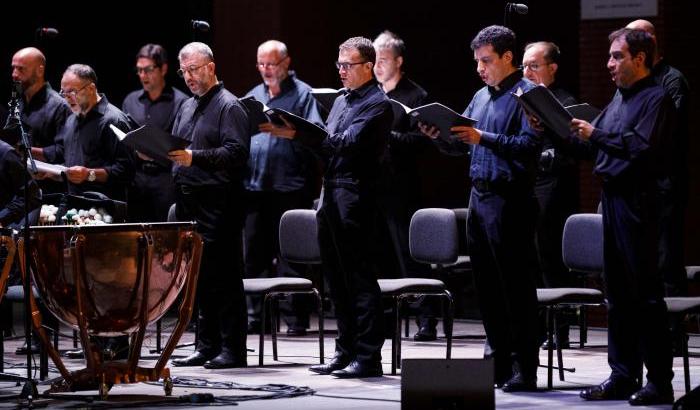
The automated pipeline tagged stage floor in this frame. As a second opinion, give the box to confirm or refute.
[1,318,696,409]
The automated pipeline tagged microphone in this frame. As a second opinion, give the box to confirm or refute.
[36,27,59,38]
[506,3,528,14]
[191,20,210,32]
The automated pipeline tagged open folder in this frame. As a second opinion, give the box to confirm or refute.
[240,96,327,140]
[512,85,601,139]
[110,124,190,167]
[390,100,477,143]
[310,87,343,115]
[28,159,67,177]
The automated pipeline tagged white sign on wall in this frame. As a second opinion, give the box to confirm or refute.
[581,0,658,20]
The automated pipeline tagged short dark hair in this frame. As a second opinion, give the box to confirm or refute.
[471,25,517,65]
[609,28,655,68]
[136,44,168,67]
[339,36,376,64]
[524,41,561,64]
[65,64,97,84]
[373,30,405,58]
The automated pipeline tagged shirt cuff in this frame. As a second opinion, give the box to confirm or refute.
[478,131,498,149]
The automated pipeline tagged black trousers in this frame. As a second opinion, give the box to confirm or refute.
[601,187,673,388]
[128,170,176,223]
[318,184,384,364]
[244,189,312,327]
[656,190,687,297]
[176,184,247,361]
[467,186,540,383]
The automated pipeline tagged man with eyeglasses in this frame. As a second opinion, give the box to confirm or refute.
[242,40,323,337]
[168,42,250,370]
[33,64,133,202]
[420,25,541,392]
[268,36,393,378]
[7,47,71,195]
[371,30,437,342]
[571,27,676,406]
[121,44,187,223]
[522,41,580,351]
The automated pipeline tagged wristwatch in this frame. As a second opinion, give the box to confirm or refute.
[87,169,96,182]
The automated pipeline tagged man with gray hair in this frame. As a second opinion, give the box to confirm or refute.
[168,42,251,369]
[243,40,323,336]
[33,63,133,201]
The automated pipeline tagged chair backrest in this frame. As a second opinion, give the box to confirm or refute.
[279,209,321,264]
[562,213,603,274]
[409,208,459,265]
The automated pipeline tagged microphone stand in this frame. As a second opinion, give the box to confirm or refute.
[6,83,39,403]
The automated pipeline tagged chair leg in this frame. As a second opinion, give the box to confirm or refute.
[73,329,78,348]
[392,296,399,375]
[683,328,690,393]
[313,289,324,364]
[397,296,404,370]
[443,290,454,359]
[259,293,268,366]
[555,311,565,382]
[404,316,409,338]
[579,306,587,348]
[271,295,279,361]
[155,318,162,353]
[546,306,554,390]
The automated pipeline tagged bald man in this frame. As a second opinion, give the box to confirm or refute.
[9,47,71,193]
[243,40,323,336]
[625,19,690,300]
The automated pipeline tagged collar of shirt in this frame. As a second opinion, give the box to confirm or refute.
[619,74,656,99]
[138,86,175,103]
[346,78,379,101]
[77,93,110,122]
[487,70,522,98]
[194,81,224,110]
[24,82,51,110]
[263,71,297,100]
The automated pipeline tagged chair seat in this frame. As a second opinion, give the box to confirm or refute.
[243,278,313,294]
[536,288,603,306]
[378,278,445,295]
[686,266,700,282]
[5,285,41,300]
[665,297,700,314]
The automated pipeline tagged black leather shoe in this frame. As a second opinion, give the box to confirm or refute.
[413,325,437,342]
[64,348,84,359]
[501,373,537,392]
[628,383,674,406]
[580,377,640,401]
[15,340,41,355]
[331,360,383,378]
[172,351,215,367]
[286,325,307,336]
[309,356,350,375]
[203,350,247,369]
[541,338,571,350]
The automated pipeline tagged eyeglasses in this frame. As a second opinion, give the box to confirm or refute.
[256,56,288,69]
[521,62,551,72]
[59,82,91,99]
[135,65,159,74]
[177,62,210,78]
[335,61,368,70]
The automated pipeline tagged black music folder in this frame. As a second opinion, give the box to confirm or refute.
[240,96,327,140]
[513,85,600,139]
[110,124,190,167]
[390,99,477,143]
[310,87,343,114]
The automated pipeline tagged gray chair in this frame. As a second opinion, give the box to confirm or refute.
[538,213,605,389]
[379,208,456,375]
[663,297,700,393]
[245,209,324,366]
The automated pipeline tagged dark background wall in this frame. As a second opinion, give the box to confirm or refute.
[3,0,698,263]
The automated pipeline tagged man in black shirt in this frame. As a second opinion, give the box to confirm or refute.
[32,64,133,201]
[122,44,188,222]
[522,41,579,349]
[372,31,436,341]
[169,42,250,369]
[270,37,393,378]
[0,140,40,228]
[574,28,675,406]
[9,47,71,194]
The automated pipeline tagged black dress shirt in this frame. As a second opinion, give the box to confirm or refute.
[172,82,250,187]
[21,83,71,148]
[0,140,40,226]
[122,86,188,132]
